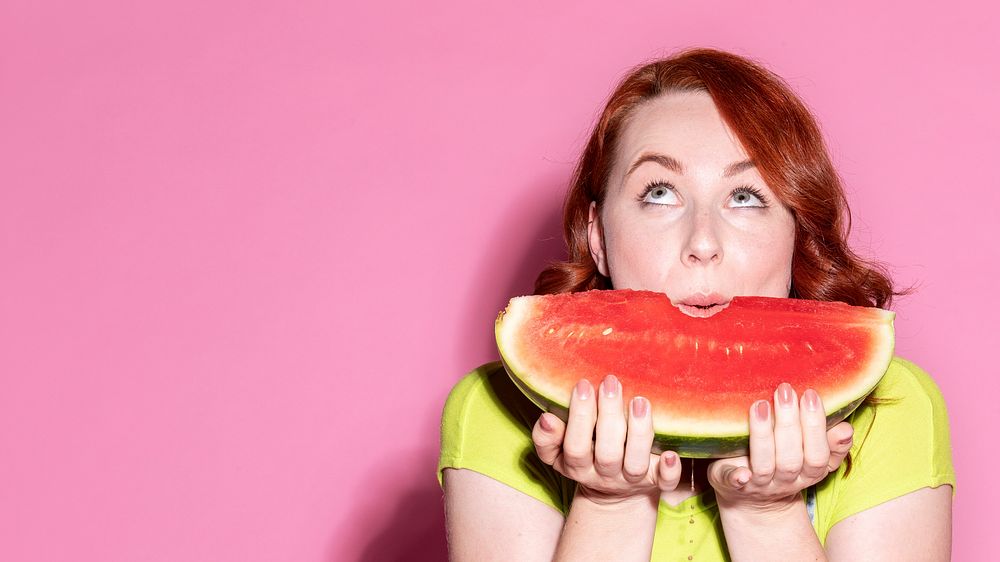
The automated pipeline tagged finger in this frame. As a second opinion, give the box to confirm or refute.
[799,389,831,480]
[708,458,751,491]
[562,379,597,473]
[772,383,803,484]
[623,396,653,482]
[826,421,854,472]
[748,399,775,486]
[655,451,684,492]
[594,375,627,478]
[531,412,566,466]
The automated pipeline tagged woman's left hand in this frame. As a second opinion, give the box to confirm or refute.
[707,383,855,514]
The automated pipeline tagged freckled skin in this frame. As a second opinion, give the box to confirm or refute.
[587,90,797,307]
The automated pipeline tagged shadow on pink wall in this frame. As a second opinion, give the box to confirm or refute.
[329,180,567,560]
[456,174,570,363]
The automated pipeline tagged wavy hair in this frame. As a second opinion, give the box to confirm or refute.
[533,47,911,476]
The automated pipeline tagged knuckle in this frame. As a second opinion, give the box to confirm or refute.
[775,416,798,430]
[571,407,594,423]
[562,454,589,471]
[775,461,800,477]
[804,464,828,479]
[593,455,620,473]
[750,462,774,479]
[562,443,589,463]
[598,416,627,434]
[622,468,646,483]
[803,458,826,474]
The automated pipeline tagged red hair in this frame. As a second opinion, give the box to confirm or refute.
[534,47,913,310]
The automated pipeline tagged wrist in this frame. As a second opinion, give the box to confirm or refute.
[575,484,659,511]
[716,490,803,520]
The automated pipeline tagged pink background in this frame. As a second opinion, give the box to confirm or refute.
[2,1,996,560]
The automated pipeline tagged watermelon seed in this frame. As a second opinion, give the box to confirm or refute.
[602,327,613,335]
[805,342,815,353]
[547,328,555,334]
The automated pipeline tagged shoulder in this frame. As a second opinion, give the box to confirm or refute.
[837,354,955,493]
[853,355,952,434]
[865,356,951,421]
[441,361,503,414]
[441,360,546,432]
[438,361,575,512]
[816,355,956,538]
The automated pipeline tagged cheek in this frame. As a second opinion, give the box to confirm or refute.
[604,220,680,284]
[729,217,796,274]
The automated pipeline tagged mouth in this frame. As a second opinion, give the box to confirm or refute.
[674,293,731,318]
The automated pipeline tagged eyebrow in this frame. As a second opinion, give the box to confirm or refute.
[624,152,756,179]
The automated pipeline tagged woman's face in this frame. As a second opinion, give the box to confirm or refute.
[588,90,797,317]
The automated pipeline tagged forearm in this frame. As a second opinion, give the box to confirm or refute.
[553,487,659,562]
[717,494,826,562]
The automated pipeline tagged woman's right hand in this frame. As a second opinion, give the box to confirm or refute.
[531,375,684,506]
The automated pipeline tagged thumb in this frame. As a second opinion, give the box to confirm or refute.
[654,451,683,492]
[708,459,751,490]
[827,421,854,472]
[532,413,566,466]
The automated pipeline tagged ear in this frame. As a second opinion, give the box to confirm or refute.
[587,201,610,278]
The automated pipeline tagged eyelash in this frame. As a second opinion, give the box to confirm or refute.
[636,180,770,208]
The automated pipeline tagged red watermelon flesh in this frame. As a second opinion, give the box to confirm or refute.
[494,289,895,458]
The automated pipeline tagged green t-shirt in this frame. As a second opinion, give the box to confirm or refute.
[437,356,956,560]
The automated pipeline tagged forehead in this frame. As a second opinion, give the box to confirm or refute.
[615,90,750,175]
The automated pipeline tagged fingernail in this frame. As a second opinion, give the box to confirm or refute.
[754,400,769,422]
[632,397,648,418]
[540,414,553,432]
[575,379,591,400]
[664,452,677,467]
[602,375,619,398]
[804,389,819,412]
[839,437,853,445]
[777,383,794,407]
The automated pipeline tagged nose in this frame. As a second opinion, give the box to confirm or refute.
[682,208,722,266]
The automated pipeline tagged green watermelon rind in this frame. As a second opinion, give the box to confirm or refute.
[498,354,877,458]
[495,292,894,459]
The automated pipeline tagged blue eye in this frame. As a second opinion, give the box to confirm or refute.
[637,181,678,207]
[731,185,769,208]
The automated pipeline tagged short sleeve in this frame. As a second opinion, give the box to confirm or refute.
[437,362,576,515]
[825,357,956,531]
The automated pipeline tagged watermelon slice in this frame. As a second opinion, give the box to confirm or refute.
[494,289,895,458]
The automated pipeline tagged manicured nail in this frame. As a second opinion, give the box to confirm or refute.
[664,452,677,467]
[575,379,591,400]
[602,374,619,398]
[804,389,819,412]
[632,397,648,418]
[777,383,794,407]
[540,414,553,431]
[754,400,769,422]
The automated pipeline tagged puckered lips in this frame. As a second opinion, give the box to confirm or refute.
[674,292,732,318]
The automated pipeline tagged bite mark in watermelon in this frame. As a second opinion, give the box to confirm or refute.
[494,289,895,458]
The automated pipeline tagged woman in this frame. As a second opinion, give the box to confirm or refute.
[438,48,955,560]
